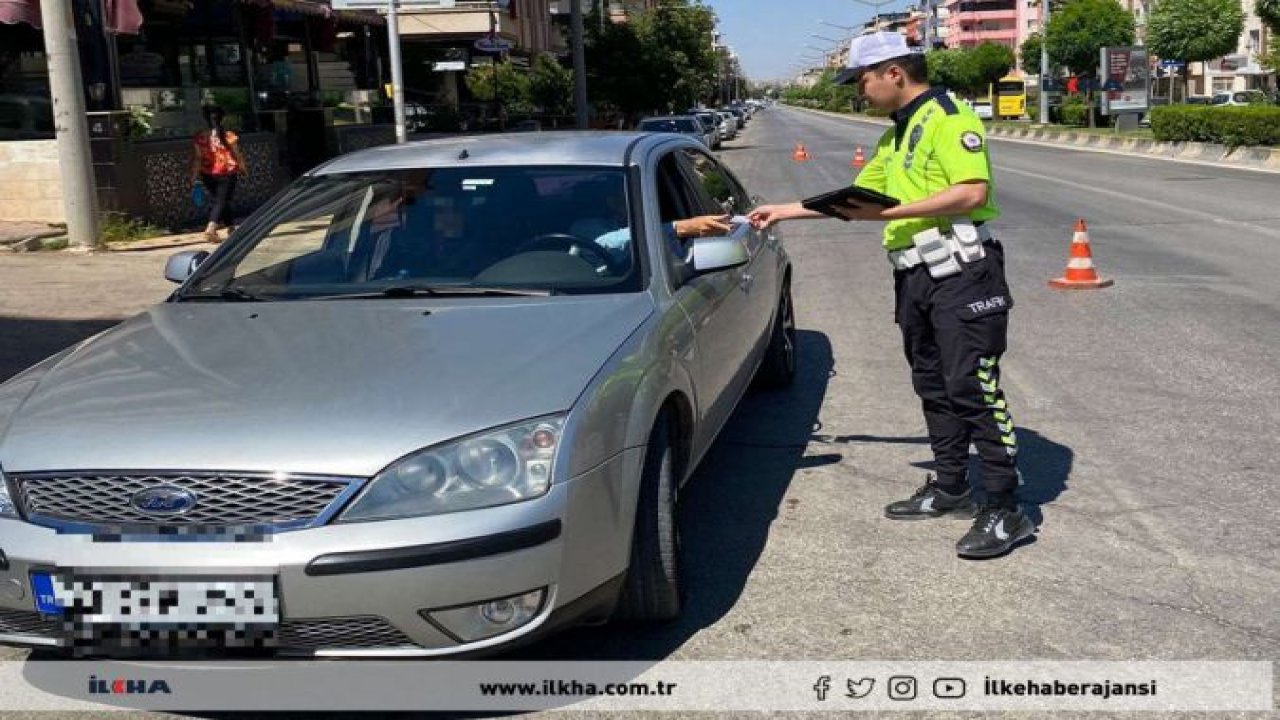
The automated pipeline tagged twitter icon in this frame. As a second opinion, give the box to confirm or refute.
[846,678,876,699]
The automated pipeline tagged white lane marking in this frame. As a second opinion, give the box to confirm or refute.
[998,164,1280,241]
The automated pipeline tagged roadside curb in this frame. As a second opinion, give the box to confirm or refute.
[985,125,1280,173]
[790,106,1280,174]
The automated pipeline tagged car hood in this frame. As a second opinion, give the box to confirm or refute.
[0,295,653,476]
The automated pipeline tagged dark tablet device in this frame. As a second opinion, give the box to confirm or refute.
[802,185,900,219]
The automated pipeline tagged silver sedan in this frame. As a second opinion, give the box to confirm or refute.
[0,132,795,657]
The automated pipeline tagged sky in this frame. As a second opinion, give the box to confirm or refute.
[704,0,917,82]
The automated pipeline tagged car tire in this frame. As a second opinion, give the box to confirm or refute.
[756,282,797,389]
[614,413,682,622]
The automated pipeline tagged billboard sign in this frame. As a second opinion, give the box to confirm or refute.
[1099,46,1150,115]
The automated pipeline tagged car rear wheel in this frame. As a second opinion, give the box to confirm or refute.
[756,282,797,389]
[614,413,682,622]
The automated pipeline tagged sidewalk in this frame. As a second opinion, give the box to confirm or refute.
[0,220,221,254]
[0,220,64,250]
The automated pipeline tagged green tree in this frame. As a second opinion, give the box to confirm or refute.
[1147,0,1244,102]
[465,59,532,112]
[927,48,975,94]
[968,42,1016,95]
[585,0,718,121]
[1045,0,1134,126]
[1256,0,1280,32]
[529,53,573,115]
[1257,0,1280,75]
[1020,33,1044,76]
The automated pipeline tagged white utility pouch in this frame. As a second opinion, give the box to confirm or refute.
[911,227,962,279]
[950,219,987,263]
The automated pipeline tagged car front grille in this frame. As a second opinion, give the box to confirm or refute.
[10,472,359,532]
[0,608,60,639]
[278,617,419,650]
[0,609,420,651]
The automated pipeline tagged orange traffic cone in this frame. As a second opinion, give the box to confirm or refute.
[1049,219,1113,289]
[851,145,867,169]
[792,142,811,162]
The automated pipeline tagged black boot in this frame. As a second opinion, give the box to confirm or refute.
[956,504,1035,558]
[884,477,976,520]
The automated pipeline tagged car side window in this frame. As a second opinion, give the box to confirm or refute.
[655,151,707,281]
[679,149,748,216]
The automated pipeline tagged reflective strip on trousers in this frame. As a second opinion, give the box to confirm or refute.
[980,354,1017,456]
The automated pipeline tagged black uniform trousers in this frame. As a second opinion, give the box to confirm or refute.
[894,239,1019,496]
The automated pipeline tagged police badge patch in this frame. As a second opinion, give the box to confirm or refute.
[961,131,984,152]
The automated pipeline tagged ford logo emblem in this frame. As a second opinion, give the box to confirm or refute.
[130,486,198,515]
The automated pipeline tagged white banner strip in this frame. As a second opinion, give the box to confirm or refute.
[0,661,1271,712]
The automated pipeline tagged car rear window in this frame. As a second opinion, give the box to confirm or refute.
[641,119,699,133]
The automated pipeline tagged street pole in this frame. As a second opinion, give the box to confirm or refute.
[386,0,407,143]
[39,0,99,249]
[1038,0,1050,124]
[571,0,588,128]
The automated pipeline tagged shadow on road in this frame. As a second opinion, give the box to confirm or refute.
[908,426,1073,527]
[514,330,835,661]
[0,316,125,383]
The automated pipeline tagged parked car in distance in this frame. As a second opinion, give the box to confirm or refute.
[637,115,717,149]
[1210,90,1270,106]
[971,100,994,120]
[693,112,722,149]
[717,111,738,140]
[0,131,795,659]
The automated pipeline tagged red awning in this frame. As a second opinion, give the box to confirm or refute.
[104,0,144,34]
[0,0,41,28]
[1,0,144,34]
[238,0,384,26]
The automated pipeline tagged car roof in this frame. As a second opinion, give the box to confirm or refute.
[312,132,649,175]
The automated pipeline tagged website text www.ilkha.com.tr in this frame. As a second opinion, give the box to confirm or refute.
[479,679,680,698]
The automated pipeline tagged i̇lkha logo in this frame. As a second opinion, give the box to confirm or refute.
[88,676,172,694]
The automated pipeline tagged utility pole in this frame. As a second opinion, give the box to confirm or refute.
[387,0,407,143]
[40,0,100,249]
[1039,0,1050,124]
[572,0,588,128]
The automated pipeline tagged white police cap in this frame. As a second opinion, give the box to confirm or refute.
[835,32,922,85]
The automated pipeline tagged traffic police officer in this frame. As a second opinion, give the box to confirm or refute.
[750,32,1034,558]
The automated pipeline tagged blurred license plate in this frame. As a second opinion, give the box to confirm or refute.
[31,573,279,624]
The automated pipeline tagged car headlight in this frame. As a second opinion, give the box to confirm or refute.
[0,466,18,519]
[337,415,565,522]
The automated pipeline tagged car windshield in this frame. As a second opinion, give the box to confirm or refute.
[641,118,698,133]
[179,166,641,301]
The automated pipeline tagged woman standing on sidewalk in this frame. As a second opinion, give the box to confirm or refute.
[190,105,248,244]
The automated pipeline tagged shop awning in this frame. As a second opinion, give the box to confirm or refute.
[238,0,384,25]
[0,0,144,33]
[0,0,41,28]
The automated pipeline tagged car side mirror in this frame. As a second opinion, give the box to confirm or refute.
[688,234,749,275]
[164,250,210,284]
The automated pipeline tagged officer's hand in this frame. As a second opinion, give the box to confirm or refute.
[749,205,783,229]
[832,201,889,221]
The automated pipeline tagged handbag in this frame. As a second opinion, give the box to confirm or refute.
[192,182,207,208]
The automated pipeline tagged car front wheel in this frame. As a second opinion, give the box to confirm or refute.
[756,282,797,389]
[614,413,682,622]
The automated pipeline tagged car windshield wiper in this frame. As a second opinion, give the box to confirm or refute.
[313,285,554,300]
[178,286,269,302]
